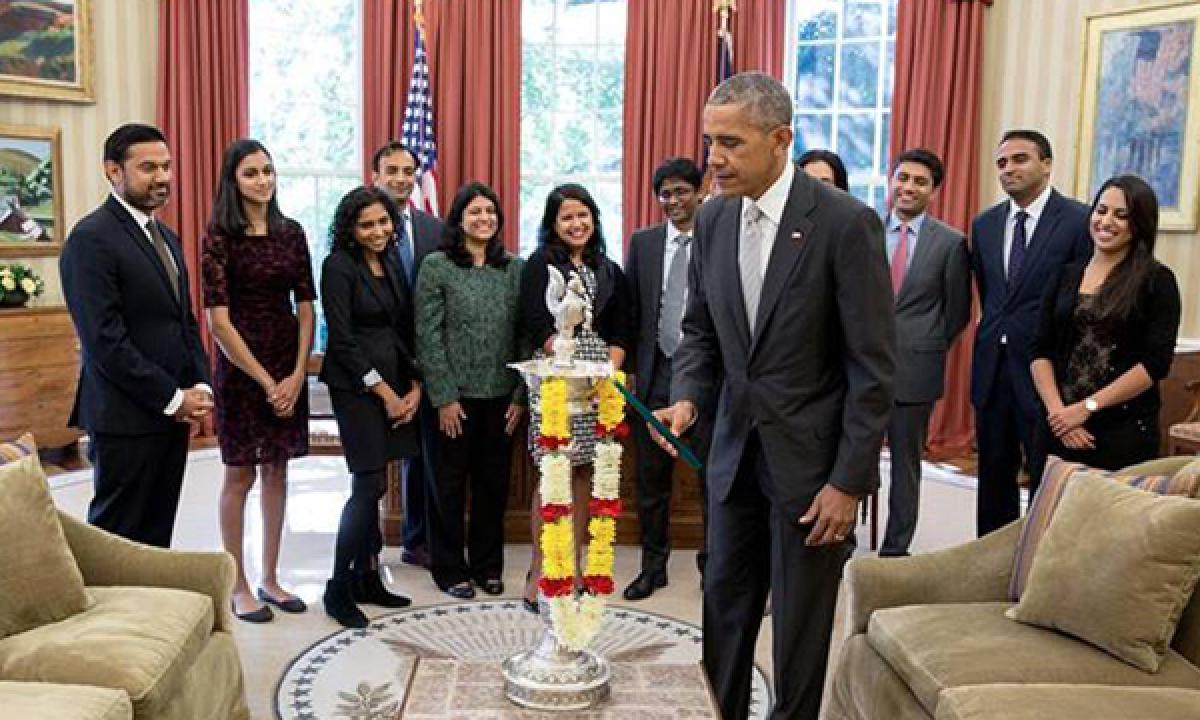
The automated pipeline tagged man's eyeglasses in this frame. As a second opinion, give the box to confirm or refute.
[657,188,696,202]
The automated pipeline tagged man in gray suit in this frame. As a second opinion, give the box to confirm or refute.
[624,156,709,601]
[879,148,971,558]
[654,73,895,720]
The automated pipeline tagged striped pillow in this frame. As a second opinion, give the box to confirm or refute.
[1008,454,1199,601]
[0,433,36,466]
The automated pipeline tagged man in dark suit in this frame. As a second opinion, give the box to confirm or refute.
[879,148,971,557]
[970,130,1091,536]
[371,141,443,568]
[60,123,213,548]
[623,156,710,601]
[655,73,895,720]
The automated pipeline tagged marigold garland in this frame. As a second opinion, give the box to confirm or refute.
[534,370,627,651]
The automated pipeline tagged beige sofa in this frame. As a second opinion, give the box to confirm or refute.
[0,510,249,720]
[827,456,1200,720]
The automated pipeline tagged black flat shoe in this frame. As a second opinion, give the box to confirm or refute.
[232,598,273,623]
[522,597,540,614]
[479,578,504,596]
[445,581,475,600]
[257,587,307,613]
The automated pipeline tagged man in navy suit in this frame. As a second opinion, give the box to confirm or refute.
[371,141,443,568]
[970,130,1091,536]
[60,123,213,548]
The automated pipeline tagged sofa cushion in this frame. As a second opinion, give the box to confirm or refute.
[0,452,90,638]
[1009,455,1195,601]
[0,681,132,720]
[867,603,1200,716]
[1008,475,1200,672]
[0,586,213,717]
[935,684,1200,720]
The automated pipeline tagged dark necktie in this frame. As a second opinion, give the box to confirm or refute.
[890,222,910,296]
[1008,210,1029,285]
[657,234,691,357]
[146,219,179,299]
[395,217,415,285]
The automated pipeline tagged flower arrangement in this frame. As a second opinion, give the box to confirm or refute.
[536,370,628,652]
[0,262,45,305]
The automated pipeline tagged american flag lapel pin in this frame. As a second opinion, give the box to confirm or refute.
[791,229,806,245]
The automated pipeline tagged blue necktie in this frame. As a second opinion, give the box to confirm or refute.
[1008,210,1029,286]
[395,219,415,285]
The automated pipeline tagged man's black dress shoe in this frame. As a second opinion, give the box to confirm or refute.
[622,571,667,601]
[444,581,475,600]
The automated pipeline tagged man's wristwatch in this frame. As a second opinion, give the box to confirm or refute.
[1084,396,1099,413]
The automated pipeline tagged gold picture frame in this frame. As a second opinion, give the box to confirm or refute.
[0,0,95,104]
[1076,0,1200,232]
[0,124,65,257]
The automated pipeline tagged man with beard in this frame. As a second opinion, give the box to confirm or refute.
[60,123,212,547]
[370,141,443,568]
[623,156,712,600]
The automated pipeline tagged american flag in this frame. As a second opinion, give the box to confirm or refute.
[401,15,439,216]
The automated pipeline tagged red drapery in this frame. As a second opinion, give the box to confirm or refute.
[621,0,785,244]
[889,0,992,456]
[156,0,249,359]
[361,0,521,251]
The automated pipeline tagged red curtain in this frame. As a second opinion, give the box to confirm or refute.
[361,0,521,251]
[621,0,785,243]
[889,0,992,456]
[156,0,249,358]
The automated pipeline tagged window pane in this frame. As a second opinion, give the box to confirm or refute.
[595,0,627,44]
[887,0,898,35]
[521,114,555,176]
[836,113,876,176]
[849,183,870,206]
[555,0,598,45]
[520,181,554,257]
[523,0,555,42]
[838,41,879,108]
[594,51,624,111]
[796,1,838,41]
[878,112,891,176]
[554,114,594,174]
[883,40,895,107]
[522,45,556,114]
[555,46,597,111]
[596,110,623,173]
[793,114,833,153]
[794,44,835,109]
[844,1,883,39]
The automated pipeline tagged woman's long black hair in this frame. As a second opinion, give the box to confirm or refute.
[208,138,290,237]
[1089,174,1161,321]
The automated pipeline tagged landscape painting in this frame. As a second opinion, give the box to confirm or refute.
[1077,2,1200,231]
[0,0,94,103]
[0,124,64,257]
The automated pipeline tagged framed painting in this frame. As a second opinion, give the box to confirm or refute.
[1076,0,1200,232]
[0,0,94,103]
[0,124,64,257]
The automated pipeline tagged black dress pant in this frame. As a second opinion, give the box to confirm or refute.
[975,352,1045,536]
[703,431,851,720]
[881,401,933,556]
[428,396,512,589]
[88,424,190,548]
[401,399,437,553]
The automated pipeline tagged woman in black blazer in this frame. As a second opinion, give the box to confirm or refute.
[1031,174,1182,471]
[518,183,633,611]
[319,186,420,628]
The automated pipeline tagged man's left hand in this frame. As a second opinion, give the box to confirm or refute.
[798,484,859,546]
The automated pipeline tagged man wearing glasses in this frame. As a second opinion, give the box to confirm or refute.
[623,156,711,600]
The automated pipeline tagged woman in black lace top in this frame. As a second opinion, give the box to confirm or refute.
[1031,175,1181,471]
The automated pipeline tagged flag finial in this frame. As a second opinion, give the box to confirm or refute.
[714,0,736,32]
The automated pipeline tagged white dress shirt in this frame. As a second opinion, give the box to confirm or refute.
[741,159,794,279]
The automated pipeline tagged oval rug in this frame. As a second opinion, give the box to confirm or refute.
[275,600,770,719]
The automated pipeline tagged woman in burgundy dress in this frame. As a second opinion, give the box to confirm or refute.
[202,139,316,622]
